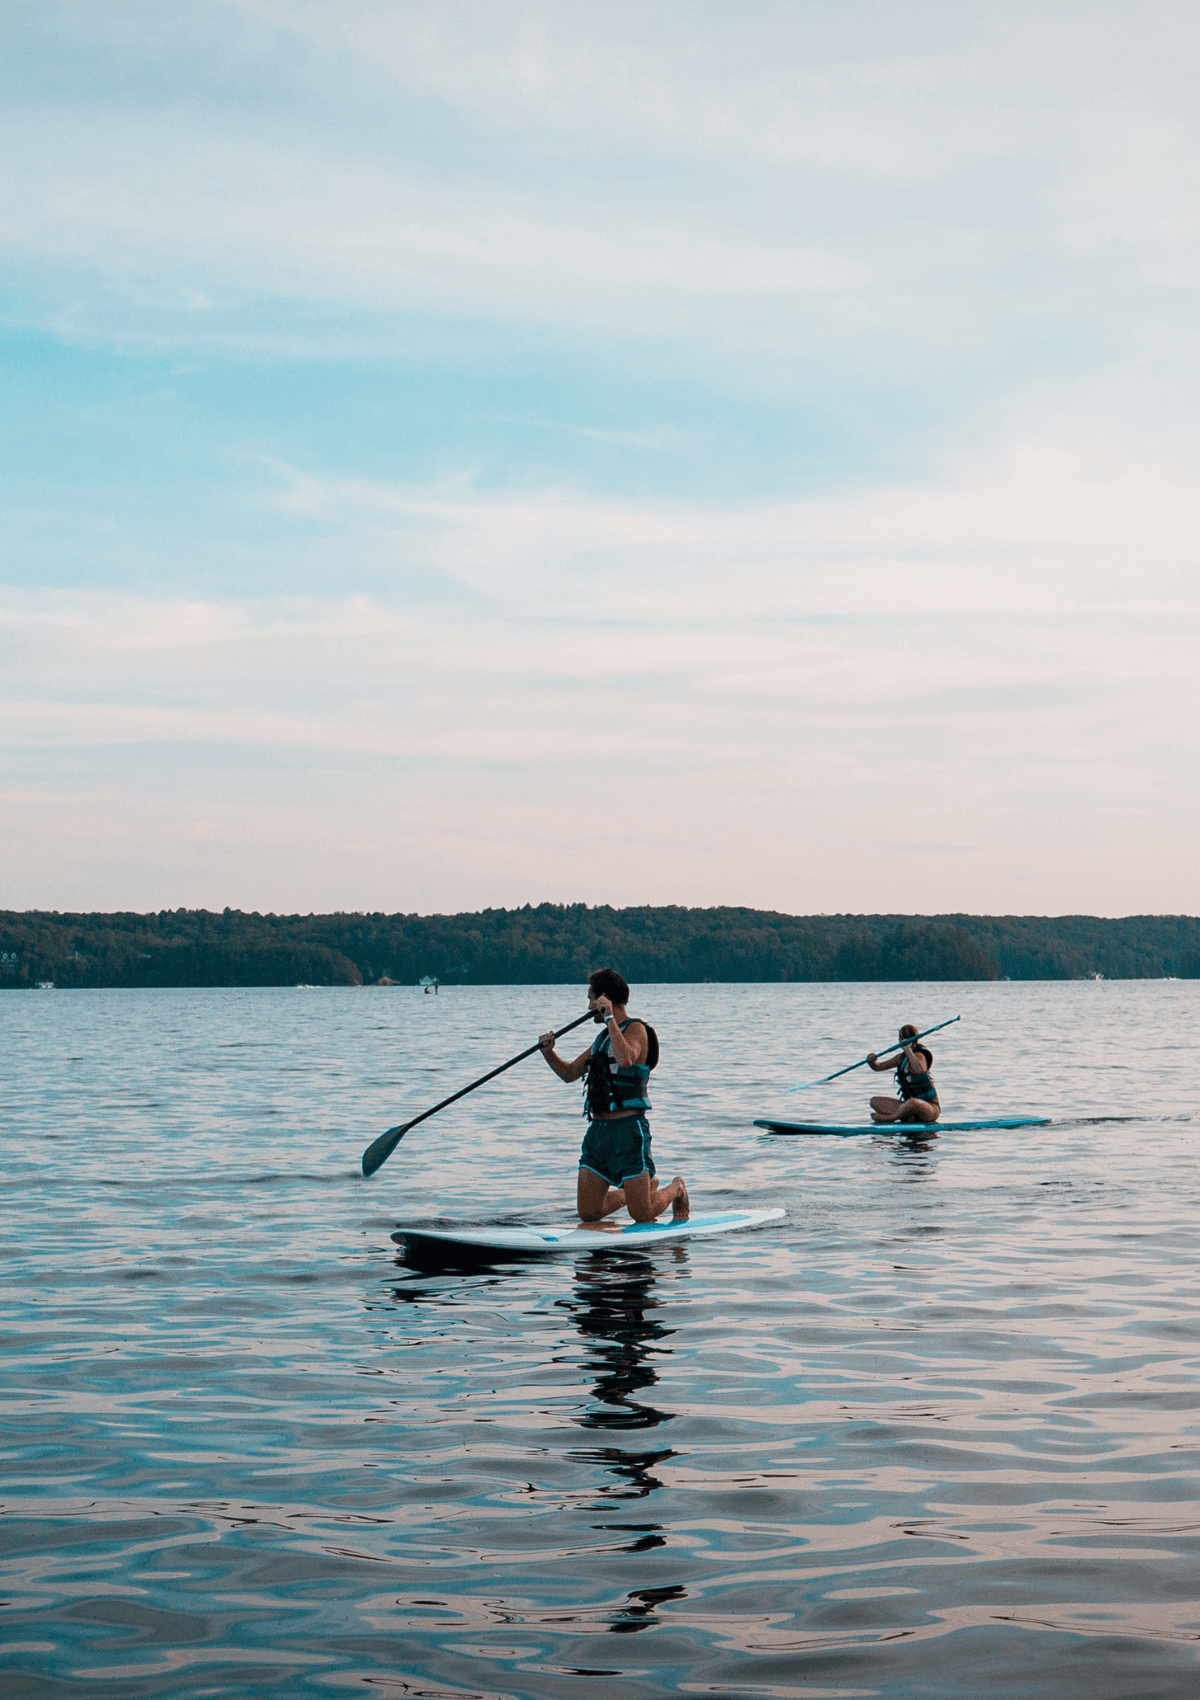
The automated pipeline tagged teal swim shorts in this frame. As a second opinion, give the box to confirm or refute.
[579,1116,656,1188]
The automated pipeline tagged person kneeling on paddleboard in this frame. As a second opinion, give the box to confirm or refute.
[865,1023,941,1126]
[539,968,689,1224]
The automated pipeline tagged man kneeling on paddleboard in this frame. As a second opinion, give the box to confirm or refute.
[866,1023,941,1126]
[539,968,689,1224]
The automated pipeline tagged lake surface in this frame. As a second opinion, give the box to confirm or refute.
[3,980,1199,1698]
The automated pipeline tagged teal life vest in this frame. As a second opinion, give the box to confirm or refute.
[583,1018,658,1119]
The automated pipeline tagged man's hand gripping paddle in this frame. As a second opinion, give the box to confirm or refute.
[784,1014,961,1094]
[361,1011,593,1177]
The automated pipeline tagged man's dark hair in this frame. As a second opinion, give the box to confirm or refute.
[588,967,630,1005]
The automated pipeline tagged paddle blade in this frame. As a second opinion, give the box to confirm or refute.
[361,1009,589,1178]
[362,1122,409,1178]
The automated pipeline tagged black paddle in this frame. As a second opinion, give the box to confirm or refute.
[784,1014,961,1093]
[361,1011,593,1177]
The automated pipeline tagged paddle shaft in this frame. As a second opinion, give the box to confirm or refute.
[361,1011,594,1177]
[786,1014,960,1093]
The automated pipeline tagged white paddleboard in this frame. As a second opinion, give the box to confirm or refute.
[754,1116,1049,1136]
[393,1207,785,1258]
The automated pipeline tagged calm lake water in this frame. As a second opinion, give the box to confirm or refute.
[3,980,1199,1699]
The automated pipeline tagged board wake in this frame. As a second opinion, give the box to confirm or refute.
[754,1116,1049,1137]
[392,1207,784,1259]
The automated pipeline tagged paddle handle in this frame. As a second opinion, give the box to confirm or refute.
[361,1010,593,1177]
[785,1014,960,1093]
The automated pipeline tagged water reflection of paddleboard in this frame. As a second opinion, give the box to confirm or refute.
[754,1116,1049,1136]
[392,1207,784,1260]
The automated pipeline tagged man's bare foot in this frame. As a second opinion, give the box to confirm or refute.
[671,1177,690,1220]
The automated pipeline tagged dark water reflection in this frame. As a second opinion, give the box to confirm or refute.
[568,1253,676,1574]
[5,981,1200,1697]
[887,1129,941,1180]
[566,1253,680,1623]
[567,1250,677,1431]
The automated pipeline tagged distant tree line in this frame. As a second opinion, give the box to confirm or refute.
[3,905,1199,988]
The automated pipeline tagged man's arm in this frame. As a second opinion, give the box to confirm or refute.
[539,1032,593,1082]
[590,998,648,1067]
[602,1019,647,1067]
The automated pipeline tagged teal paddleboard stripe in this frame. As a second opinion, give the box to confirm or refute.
[622,1212,747,1233]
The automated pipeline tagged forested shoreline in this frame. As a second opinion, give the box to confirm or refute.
[3,905,1199,988]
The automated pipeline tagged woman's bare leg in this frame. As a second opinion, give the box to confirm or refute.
[577,1168,627,1222]
[870,1095,903,1122]
[622,1171,689,1222]
[897,1099,940,1124]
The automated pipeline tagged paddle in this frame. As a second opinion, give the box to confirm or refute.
[784,1015,961,1093]
[361,1011,594,1177]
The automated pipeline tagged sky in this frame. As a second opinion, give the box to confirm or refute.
[2,0,1198,918]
